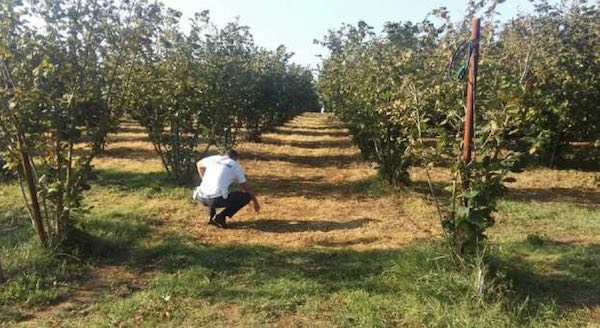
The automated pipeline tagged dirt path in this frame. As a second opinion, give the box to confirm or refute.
[186,112,441,249]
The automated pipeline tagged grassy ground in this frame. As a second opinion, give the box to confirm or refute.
[1,113,599,327]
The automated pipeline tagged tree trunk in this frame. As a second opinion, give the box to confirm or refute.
[0,255,5,283]
[172,116,181,181]
[18,133,48,246]
[549,137,560,168]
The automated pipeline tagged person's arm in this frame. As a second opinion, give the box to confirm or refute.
[240,182,260,213]
[196,161,206,179]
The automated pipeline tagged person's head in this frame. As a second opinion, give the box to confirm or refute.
[225,149,239,161]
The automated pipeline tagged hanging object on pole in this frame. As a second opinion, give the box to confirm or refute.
[462,17,481,190]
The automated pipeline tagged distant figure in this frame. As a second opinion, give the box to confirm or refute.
[320,102,326,113]
[193,150,260,228]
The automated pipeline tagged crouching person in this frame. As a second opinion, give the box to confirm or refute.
[193,150,260,228]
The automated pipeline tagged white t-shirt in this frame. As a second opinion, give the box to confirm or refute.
[193,155,246,200]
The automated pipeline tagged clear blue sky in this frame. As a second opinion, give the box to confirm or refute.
[162,0,547,68]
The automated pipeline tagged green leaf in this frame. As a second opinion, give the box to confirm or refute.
[462,190,480,199]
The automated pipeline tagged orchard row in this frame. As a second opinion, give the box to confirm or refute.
[0,0,319,244]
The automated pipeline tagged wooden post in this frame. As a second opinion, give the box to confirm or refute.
[462,17,481,189]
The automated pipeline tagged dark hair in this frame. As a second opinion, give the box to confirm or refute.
[226,149,239,161]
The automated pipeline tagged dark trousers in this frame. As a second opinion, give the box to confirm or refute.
[199,191,252,220]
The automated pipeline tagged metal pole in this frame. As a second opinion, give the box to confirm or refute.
[462,17,481,189]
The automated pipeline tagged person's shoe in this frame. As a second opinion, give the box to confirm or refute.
[207,216,216,226]
[206,207,216,224]
[211,215,227,229]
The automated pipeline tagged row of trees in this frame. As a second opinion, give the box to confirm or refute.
[0,0,319,246]
[125,9,319,181]
[317,0,599,255]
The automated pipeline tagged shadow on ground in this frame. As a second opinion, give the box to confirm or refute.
[411,180,600,206]
[115,126,146,134]
[97,146,159,161]
[252,175,385,198]
[228,218,376,233]
[241,150,360,168]
[106,135,151,143]
[497,238,600,309]
[92,168,179,191]
[271,128,349,137]
[282,124,342,130]
[260,137,353,149]
[91,168,382,199]
[410,180,450,199]
[505,187,600,205]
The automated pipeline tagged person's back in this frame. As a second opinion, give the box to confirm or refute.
[197,155,245,199]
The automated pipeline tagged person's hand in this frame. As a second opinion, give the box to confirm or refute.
[253,202,261,213]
